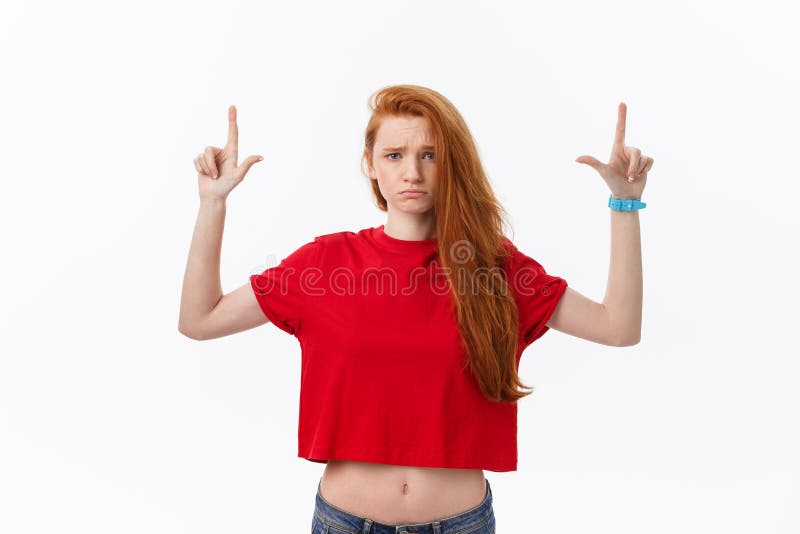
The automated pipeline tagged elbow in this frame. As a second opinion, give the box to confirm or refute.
[612,330,641,347]
[178,319,205,341]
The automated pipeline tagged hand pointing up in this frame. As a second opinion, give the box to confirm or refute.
[575,102,654,200]
[193,105,264,201]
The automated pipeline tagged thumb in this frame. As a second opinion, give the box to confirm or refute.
[575,155,603,172]
[238,155,264,178]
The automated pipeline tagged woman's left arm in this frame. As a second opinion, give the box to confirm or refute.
[546,102,653,347]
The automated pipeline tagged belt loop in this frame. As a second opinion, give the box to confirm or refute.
[432,520,441,534]
[362,518,372,534]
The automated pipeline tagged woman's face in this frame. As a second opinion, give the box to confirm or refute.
[368,114,437,215]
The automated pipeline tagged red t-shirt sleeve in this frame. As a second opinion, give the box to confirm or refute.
[249,239,320,336]
[504,240,568,347]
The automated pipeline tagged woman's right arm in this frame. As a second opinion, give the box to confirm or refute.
[177,105,267,341]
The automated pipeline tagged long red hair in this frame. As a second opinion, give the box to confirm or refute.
[361,84,532,403]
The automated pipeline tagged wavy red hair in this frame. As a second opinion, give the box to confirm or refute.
[361,84,532,403]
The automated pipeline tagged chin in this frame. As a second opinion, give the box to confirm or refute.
[391,203,434,215]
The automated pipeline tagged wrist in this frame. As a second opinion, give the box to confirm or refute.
[608,194,646,211]
[200,196,227,208]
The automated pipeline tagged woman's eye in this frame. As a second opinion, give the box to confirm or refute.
[386,152,435,160]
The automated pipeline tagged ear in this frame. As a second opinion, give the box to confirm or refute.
[365,151,377,180]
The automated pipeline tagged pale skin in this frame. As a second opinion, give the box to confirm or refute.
[178,103,653,523]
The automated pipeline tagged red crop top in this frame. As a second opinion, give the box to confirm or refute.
[249,225,568,472]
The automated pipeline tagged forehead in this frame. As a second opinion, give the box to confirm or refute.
[375,115,433,146]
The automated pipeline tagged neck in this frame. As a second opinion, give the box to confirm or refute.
[383,209,436,241]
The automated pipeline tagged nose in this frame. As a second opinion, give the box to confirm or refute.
[403,160,423,183]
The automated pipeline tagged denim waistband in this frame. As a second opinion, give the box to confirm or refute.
[313,476,494,533]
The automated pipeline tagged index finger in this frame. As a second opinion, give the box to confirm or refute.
[227,105,238,148]
[613,102,627,150]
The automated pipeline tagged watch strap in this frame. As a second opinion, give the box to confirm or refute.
[608,195,646,211]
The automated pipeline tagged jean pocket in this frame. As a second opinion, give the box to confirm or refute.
[311,514,327,534]
[324,523,353,534]
[458,512,494,533]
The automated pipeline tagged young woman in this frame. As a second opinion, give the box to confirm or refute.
[178,85,653,533]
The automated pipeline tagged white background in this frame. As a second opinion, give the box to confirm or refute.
[1,0,798,532]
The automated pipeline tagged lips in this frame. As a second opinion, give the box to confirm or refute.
[400,190,426,194]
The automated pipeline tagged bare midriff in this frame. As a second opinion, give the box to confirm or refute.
[319,459,488,525]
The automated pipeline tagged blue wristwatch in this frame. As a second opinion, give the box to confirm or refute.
[608,195,647,211]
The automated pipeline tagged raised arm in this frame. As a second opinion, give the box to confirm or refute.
[546,102,653,346]
[177,105,266,340]
[546,209,641,346]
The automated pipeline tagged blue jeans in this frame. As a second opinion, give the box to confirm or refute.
[312,477,496,533]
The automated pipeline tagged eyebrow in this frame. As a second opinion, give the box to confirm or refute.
[381,145,435,152]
